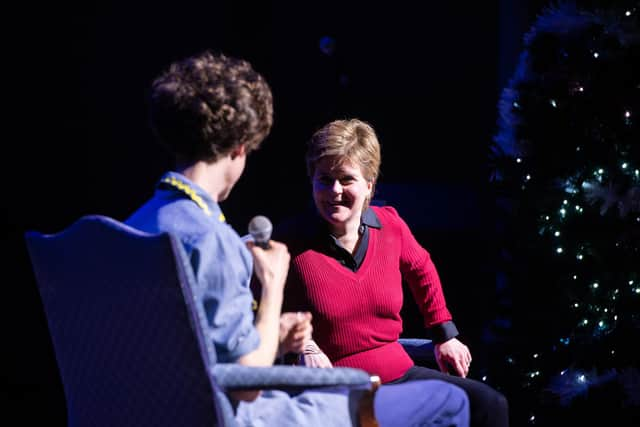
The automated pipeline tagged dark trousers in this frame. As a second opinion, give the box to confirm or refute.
[388,365,509,427]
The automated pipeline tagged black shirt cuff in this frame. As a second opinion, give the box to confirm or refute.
[428,321,459,344]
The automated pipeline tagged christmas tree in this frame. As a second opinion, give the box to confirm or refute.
[488,1,639,425]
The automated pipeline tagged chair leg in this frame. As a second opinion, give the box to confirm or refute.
[358,375,381,427]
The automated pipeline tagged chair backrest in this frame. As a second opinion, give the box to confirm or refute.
[25,215,227,427]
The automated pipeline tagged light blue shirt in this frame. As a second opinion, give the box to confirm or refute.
[126,171,260,363]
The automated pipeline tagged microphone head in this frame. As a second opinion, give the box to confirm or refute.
[248,215,272,249]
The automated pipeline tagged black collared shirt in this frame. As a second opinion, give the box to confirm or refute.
[327,208,382,272]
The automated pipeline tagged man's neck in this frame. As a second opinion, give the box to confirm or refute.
[177,161,228,202]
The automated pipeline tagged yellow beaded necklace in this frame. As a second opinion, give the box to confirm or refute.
[161,176,226,223]
[162,175,252,306]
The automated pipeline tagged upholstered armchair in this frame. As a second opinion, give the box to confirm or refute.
[25,215,380,427]
[398,338,436,368]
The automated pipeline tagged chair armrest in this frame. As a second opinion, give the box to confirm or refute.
[211,364,374,391]
[399,338,436,367]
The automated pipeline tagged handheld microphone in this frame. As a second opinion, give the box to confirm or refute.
[248,215,272,249]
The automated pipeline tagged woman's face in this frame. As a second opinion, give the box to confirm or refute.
[311,157,372,230]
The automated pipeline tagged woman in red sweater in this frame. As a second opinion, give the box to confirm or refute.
[278,119,508,427]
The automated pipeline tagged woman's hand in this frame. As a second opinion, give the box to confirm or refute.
[300,339,333,368]
[434,338,472,378]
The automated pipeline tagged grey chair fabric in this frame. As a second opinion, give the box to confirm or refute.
[25,215,374,427]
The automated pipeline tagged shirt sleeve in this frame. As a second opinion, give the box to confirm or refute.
[383,206,454,329]
[427,320,460,344]
[188,231,261,363]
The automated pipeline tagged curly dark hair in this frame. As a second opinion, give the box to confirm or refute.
[150,50,273,164]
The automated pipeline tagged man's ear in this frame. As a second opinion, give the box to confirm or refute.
[230,144,247,160]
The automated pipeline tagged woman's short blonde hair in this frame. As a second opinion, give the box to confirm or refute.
[306,119,382,209]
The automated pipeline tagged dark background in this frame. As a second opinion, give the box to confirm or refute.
[6,1,550,424]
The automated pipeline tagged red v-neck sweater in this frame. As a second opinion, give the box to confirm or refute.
[285,206,452,382]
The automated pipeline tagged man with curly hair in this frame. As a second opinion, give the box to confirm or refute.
[126,50,470,426]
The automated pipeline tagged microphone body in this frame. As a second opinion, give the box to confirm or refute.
[248,215,272,249]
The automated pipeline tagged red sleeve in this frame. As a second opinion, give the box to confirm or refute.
[377,206,453,328]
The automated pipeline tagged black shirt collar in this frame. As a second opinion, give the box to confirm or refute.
[361,207,382,229]
[325,207,382,272]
